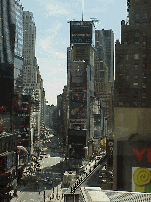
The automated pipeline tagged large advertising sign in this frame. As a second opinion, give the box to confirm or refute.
[70,21,92,44]
[117,141,151,192]
[70,62,87,90]
[73,45,90,61]
[94,115,101,138]
[69,144,85,159]
[69,92,87,119]
[106,140,113,155]
[68,129,86,146]
[13,94,31,114]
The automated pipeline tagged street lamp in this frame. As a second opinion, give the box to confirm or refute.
[44,187,46,202]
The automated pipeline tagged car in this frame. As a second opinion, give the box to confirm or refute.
[49,180,53,185]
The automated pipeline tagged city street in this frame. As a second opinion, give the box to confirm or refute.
[11,133,65,202]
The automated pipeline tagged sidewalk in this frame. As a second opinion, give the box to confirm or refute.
[45,183,64,202]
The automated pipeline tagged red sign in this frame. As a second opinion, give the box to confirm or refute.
[0,106,6,112]
[106,140,113,155]
[133,148,151,163]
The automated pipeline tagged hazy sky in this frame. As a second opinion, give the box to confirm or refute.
[21,0,127,106]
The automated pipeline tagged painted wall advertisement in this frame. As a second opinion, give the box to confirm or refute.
[70,62,87,91]
[69,92,87,119]
[117,141,151,192]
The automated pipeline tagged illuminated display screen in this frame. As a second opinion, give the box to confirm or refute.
[70,21,92,44]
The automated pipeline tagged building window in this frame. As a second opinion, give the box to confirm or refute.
[134,64,139,69]
[142,83,146,88]
[135,14,139,19]
[143,41,146,45]
[136,23,140,25]
[143,32,146,36]
[133,83,139,87]
[125,103,129,107]
[134,102,138,107]
[126,64,130,69]
[143,13,147,19]
[126,54,130,60]
[135,32,140,37]
[143,54,146,57]
[142,93,146,98]
[142,64,146,69]
[126,74,129,79]
[134,74,138,79]
[124,42,127,45]
[135,42,139,45]
[143,23,147,25]
[134,54,139,60]
[119,101,124,107]
[144,4,147,9]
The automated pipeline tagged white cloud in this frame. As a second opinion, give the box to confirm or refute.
[45,4,69,16]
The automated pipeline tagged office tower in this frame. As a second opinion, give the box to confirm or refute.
[0,0,15,131]
[0,0,18,199]
[14,0,24,93]
[114,0,151,191]
[94,30,114,141]
[95,29,114,84]
[67,20,95,159]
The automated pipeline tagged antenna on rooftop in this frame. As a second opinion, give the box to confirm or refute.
[90,18,99,28]
[82,0,84,21]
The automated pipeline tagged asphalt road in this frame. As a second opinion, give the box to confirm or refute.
[11,134,65,202]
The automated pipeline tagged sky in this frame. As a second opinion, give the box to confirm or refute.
[20,0,127,106]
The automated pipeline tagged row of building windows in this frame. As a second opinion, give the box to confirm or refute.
[119,101,146,107]
[135,13,147,19]
[123,41,147,45]
[23,83,38,86]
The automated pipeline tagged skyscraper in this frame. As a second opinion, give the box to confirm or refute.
[0,0,16,130]
[14,0,24,93]
[67,20,95,159]
[95,29,114,84]
[94,29,114,140]
[114,0,151,191]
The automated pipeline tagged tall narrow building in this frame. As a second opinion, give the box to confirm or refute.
[94,29,114,141]
[114,0,151,192]
[14,0,24,93]
[67,20,95,159]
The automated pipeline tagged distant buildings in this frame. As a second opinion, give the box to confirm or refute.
[94,29,114,143]
[0,0,48,198]
[0,0,17,198]
[113,0,151,191]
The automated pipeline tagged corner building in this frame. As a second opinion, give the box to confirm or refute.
[67,21,95,159]
[114,0,151,192]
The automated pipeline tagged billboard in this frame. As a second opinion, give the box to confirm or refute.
[70,62,87,90]
[132,167,151,192]
[69,92,87,119]
[73,45,90,61]
[94,115,101,138]
[117,141,151,191]
[68,129,86,146]
[12,94,31,114]
[69,144,85,159]
[70,21,92,44]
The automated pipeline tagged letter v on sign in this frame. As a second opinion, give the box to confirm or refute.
[133,148,146,162]
[147,148,151,163]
